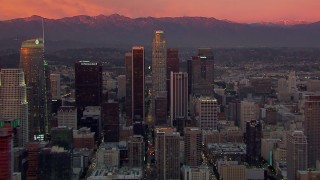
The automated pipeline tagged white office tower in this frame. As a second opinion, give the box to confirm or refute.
[195,96,218,130]
[50,73,61,99]
[287,131,307,180]
[152,30,167,116]
[0,69,28,146]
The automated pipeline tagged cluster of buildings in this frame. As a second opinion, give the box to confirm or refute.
[1,29,320,180]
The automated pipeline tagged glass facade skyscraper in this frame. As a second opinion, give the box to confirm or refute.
[20,38,49,140]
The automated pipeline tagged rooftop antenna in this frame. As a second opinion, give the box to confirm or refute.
[42,18,45,48]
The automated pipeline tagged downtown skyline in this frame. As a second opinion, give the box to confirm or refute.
[1,0,320,23]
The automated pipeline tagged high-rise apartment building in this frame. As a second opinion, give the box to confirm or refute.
[102,100,119,143]
[0,69,28,146]
[304,95,320,168]
[195,96,218,130]
[155,128,180,180]
[170,72,188,125]
[132,47,145,123]
[184,127,202,166]
[189,48,214,96]
[245,120,262,165]
[50,73,61,99]
[128,135,145,167]
[75,61,102,115]
[287,131,308,180]
[20,38,49,139]
[0,127,13,180]
[125,52,133,125]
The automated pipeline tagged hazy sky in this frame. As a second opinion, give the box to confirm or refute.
[1,0,319,22]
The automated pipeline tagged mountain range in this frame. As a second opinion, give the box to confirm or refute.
[0,14,320,51]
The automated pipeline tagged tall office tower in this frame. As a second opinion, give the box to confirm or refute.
[50,126,73,150]
[184,127,202,166]
[152,31,167,119]
[154,94,168,125]
[20,38,49,140]
[75,61,102,116]
[26,142,48,180]
[132,47,145,123]
[245,120,262,165]
[0,69,28,146]
[103,100,119,142]
[125,53,133,125]
[57,106,77,130]
[13,147,28,180]
[170,72,188,125]
[166,48,179,111]
[304,95,320,168]
[287,131,308,180]
[128,135,145,167]
[195,96,218,130]
[240,100,260,132]
[0,127,13,180]
[155,128,180,180]
[39,146,72,180]
[50,73,61,100]
[190,48,214,96]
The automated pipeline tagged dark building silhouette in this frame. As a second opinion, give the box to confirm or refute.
[75,61,102,117]
[50,126,73,150]
[79,106,101,143]
[20,38,49,140]
[38,147,72,180]
[26,142,48,180]
[14,147,28,180]
[245,120,262,165]
[0,127,13,180]
[132,47,145,123]
[103,100,120,142]
[125,52,133,125]
[166,48,179,112]
[190,48,214,96]
[154,95,168,126]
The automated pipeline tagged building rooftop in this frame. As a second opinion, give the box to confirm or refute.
[207,143,246,155]
[88,167,143,179]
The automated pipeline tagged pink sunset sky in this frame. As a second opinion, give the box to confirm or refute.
[1,0,320,22]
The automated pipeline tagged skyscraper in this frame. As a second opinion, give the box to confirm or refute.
[170,72,188,125]
[155,128,180,180]
[245,120,262,165]
[287,131,308,180]
[152,30,167,121]
[184,127,202,166]
[0,69,28,146]
[20,38,49,140]
[190,48,214,96]
[75,61,103,114]
[102,100,119,143]
[132,46,145,122]
[304,95,320,168]
[125,52,133,125]
[166,48,179,111]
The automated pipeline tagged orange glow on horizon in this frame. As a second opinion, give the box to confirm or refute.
[0,0,319,23]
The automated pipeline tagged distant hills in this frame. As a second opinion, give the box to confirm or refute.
[0,14,320,51]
